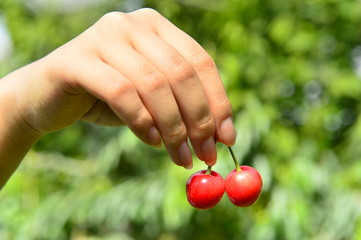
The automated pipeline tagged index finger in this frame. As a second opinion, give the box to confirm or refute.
[152,12,237,146]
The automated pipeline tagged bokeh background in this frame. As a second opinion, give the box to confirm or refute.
[1,0,361,239]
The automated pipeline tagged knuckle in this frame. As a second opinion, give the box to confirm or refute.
[143,71,168,93]
[107,80,133,102]
[130,108,152,130]
[216,96,232,111]
[129,8,162,30]
[164,123,187,146]
[190,114,215,139]
[137,8,161,17]
[99,11,130,28]
[193,50,216,71]
[214,97,233,128]
[172,57,197,84]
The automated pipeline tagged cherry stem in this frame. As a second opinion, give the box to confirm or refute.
[206,165,212,174]
[228,147,241,171]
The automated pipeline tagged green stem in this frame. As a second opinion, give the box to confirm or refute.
[228,147,241,171]
[206,165,212,174]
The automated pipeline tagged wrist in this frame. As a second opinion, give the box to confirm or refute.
[0,62,45,143]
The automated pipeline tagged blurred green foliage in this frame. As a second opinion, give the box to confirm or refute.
[1,0,361,239]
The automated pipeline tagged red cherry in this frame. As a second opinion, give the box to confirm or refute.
[186,169,225,210]
[225,166,262,207]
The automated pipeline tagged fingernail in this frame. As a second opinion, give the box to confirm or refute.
[184,162,193,170]
[201,137,217,166]
[148,126,162,148]
[220,117,236,146]
[178,141,192,169]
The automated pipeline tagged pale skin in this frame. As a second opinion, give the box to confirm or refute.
[0,8,236,189]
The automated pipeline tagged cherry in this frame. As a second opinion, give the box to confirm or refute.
[225,166,262,207]
[186,166,225,210]
[225,147,262,207]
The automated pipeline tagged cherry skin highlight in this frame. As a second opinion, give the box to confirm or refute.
[186,169,225,210]
[225,166,262,207]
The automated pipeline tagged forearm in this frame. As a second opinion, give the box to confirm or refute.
[0,66,43,189]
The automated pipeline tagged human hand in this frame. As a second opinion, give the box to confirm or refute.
[9,8,236,168]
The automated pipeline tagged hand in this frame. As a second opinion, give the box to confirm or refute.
[6,8,236,168]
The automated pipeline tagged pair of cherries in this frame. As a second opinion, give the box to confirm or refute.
[186,147,262,209]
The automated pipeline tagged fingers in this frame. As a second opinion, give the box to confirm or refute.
[128,28,217,166]
[142,9,237,146]
[57,9,235,169]
[98,44,193,168]
[62,57,162,147]
[91,9,231,167]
